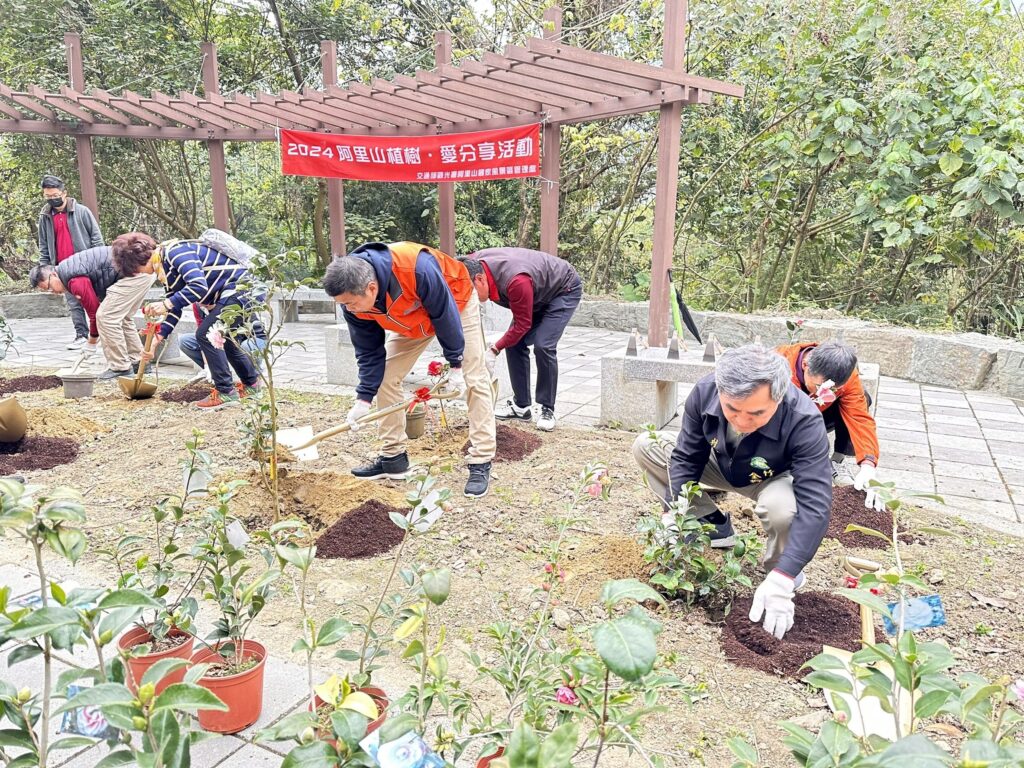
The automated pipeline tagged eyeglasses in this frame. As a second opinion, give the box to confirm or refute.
[44,274,55,291]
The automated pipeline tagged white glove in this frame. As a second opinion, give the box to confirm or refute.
[749,570,796,640]
[346,400,372,431]
[447,367,466,398]
[854,463,884,511]
[484,347,498,376]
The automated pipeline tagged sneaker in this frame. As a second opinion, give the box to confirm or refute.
[97,368,132,380]
[66,336,87,350]
[793,571,807,591]
[352,452,410,480]
[188,370,212,385]
[464,462,491,498]
[84,341,100,355]
[494,398,532,421]
[195,389,241,410]
[537,406,556,432]
[832,460,855,486]
[684,515,736,548]
[236,381,262,399]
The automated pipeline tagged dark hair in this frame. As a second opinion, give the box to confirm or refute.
[806,341,858,386]
[459,257,483,280]
[41,175,65,190]
[28,264,53,289]
[111,232,157,277]
[323,256,376,297]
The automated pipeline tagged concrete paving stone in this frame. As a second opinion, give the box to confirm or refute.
[1014,505,1024,523]
[878,392,923,405]
[562,414,598,427]
[878,439,931,458]
[934,477,1010,503]
[927,433,989,453]
[214,743,284,767]
[925,412,982,427]
[966,392,1016,405]
[557,390,599,406]
[981,427,1024,443]
[976,414,1024,428]
[920,384,960,393]
[924,422,983,438]
[996,468,1024,486]
[189,733,247,765]
[57,742,113,767]
[971,404,1024,420]
[987,441,1024,460]
[927,494,1019,524]
[0,562,38,598]
[876,400,924,413]
[571,404,602,418]
[923,404,975,417]
[927,446,994,467]
[879,453,933,473]
[931,460,1002,483]
[877,469,935,493]
[872,415,927,432]
[877,427,928,445]
[921,391,969,403]
[235,657,309,749]
[994,453,1024,472]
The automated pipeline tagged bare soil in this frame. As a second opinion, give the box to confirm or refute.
[462,423,542,462]
[316,499,407,559]
[0,375,62,395]
[827,485,896,548]
[24,405,109,439]
[0,435,79,472]
[160,381,212,403]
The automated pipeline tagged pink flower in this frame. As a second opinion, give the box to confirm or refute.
[427,361,444,377]
[206,323,226,351]
[555,686,579,706]
[812,379,837,407]
[1011,678,1024,701]
[795,319,805,327]
[586,483,602,497]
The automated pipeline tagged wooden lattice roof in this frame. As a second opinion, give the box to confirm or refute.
[0,36,742,141]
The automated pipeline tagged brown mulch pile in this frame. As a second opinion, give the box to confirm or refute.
[160,381,212,403]
[0,376,62,395]
[0,436,80,473]
[827,486,896,549]
[315,498,406,559]
[720,591,874,678]
[462,423,542,463]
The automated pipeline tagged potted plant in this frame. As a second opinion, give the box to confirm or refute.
[190,480,281,733]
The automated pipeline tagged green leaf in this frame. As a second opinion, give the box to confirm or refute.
[726,736,759,765]
[388,511,409,530]
[592,616,657,682]
[315,617,353,647]
[53,683,135,715]
[281,741,337,768]
[914,689,952,719]
[939,153,963,176]
[50,736,97,751]
[7,644,43,667]
[47,528,88,564]
[8,607,81,640]
[842,524,891,544]
[875,734,951,766]
[0,729,36,750]
[329,708,369,750]
[538,722,577,767]
[94,751,136,768]
[140,659,191,689]
[378,713,418,745]
[152,683,228,713]
[599,578,666,609]
[803,671,854,695]
[838,588,893,621]
[97,590,161,610]
[422,568,451,606]
[508,722,541,768]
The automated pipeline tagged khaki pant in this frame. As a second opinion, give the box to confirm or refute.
[96,273,155,371]
[377,291,496,464]
[632,431,796,572]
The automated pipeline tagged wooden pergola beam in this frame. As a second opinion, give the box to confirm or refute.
[30,86,97,123]
[201,42,231,231]
[411,70,540,116]
[376,79,496,121]
[505,45,657,94]
[0,84,57,120]
[0,97,25,120]
[69,89,135,125]
[321,40,347,258]
[182,92,269,131]
[128,91,201,127]
[97,89,171,126]
[479,53,607,104]
[442,62,577,109]
[340,83,438,126]
[277,90,385,131]
[315,86,425,128]
[65,33,98,214]
[539,6,562,257]
[0,117,274,141]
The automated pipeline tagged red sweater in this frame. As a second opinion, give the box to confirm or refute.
[67,276,100,338]
[53,212,75,263]
[483,262,534,350]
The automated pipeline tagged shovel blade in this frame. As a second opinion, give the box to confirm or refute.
[276,426,319,461]
[118,376,158,400]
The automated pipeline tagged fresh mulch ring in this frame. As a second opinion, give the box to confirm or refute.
[0,436,80,473]
[0,375,62,395]
[462,423,542,463]
[315,498,406,559]
[720,591,875,678]
[160,381,212,403]
[827,485,897,549]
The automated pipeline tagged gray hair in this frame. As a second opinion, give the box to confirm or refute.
[715,344,791,402]
[28,264,54,289]
[323,256,376,298]
[807,341,858,386]
[459,257,483,280]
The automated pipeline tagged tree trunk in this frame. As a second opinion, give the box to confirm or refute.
[778,170,822,302]
[844,225,873,312]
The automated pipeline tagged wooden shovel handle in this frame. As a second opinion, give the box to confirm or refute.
[135,325,158,384]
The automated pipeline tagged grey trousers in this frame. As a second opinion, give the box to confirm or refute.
[632,431,797,572]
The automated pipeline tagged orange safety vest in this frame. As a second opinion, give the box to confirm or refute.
[352,241,472,339]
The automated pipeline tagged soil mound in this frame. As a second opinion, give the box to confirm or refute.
[721,591,872,678]
[0,376,62,395]
[462,424,542,463]
[25,407,108,439]
[827,486,895,549]
[0,436,80,473]
[160,381,213,404]
[315,499,406,559]
[562,535,650,603]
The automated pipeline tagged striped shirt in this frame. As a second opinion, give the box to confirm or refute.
[159,242,249,337]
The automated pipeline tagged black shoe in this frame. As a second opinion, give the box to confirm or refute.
[131,362,140,374]
[97,368,132,381]
[352,452,410,480]
[684,515,736,548]
[464,462,491,498]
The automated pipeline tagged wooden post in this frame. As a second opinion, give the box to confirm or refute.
[201,42,232,232]
[539,7,562,256]
[64,34,99,215]
[321,41,347,257]
[647,0,686,347]
[435,32,456,256]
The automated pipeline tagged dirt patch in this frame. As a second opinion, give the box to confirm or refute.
[25,406,109,439]
[721,591,873,678]
[0,436,80,473]
[0,375,62,395]
[236,470,406,533]
[562,534,650,604]
[160,381,212,404]
[827,486,895,549]
[315,498,406,559]
[463,424,543,463]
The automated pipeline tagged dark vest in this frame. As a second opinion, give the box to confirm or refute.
[476,248,580,309]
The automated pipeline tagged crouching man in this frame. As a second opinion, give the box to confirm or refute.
[632,344,833,639]
[324,242,496,498]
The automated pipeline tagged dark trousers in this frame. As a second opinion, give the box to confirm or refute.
[507,282,582,410]
[822,391,872,457]
[198,298,259,395]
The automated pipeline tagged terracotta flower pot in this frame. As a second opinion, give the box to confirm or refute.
[192,640,268,733]
[118,626,195,695]
[477,746,505,767]
[310,686,390,744]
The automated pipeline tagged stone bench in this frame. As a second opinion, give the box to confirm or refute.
[273,287,336,322]
[134,314,197,364]
[0,293,69,318]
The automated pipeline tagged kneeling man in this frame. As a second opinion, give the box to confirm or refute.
[633,344,833,639]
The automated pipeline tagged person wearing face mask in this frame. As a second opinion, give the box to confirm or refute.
[632,344,833,640]
[36,175,104,350]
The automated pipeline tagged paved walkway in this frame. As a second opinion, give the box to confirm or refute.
[5,316,1024,535]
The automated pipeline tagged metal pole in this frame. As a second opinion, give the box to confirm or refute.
[321,40,347,256]
[539,7,562,256]
[435,31,456,256]
[647,0,686,347]
[201,42,232,231]
[64,34,99,215]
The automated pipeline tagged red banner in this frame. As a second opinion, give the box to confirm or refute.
[280,124,541,183]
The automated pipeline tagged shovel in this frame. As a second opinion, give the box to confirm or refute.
[118,323,159,400]
[276,377,462,461]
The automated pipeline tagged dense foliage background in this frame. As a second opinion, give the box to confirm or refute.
[0,0,1021,333]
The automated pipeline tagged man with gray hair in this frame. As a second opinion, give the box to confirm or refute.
[633,344,833,640]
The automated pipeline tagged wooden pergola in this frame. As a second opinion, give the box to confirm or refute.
[0,1,741,346]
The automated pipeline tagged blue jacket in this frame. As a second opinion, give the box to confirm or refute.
[342,243,465,402]
[159,242,250,338]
